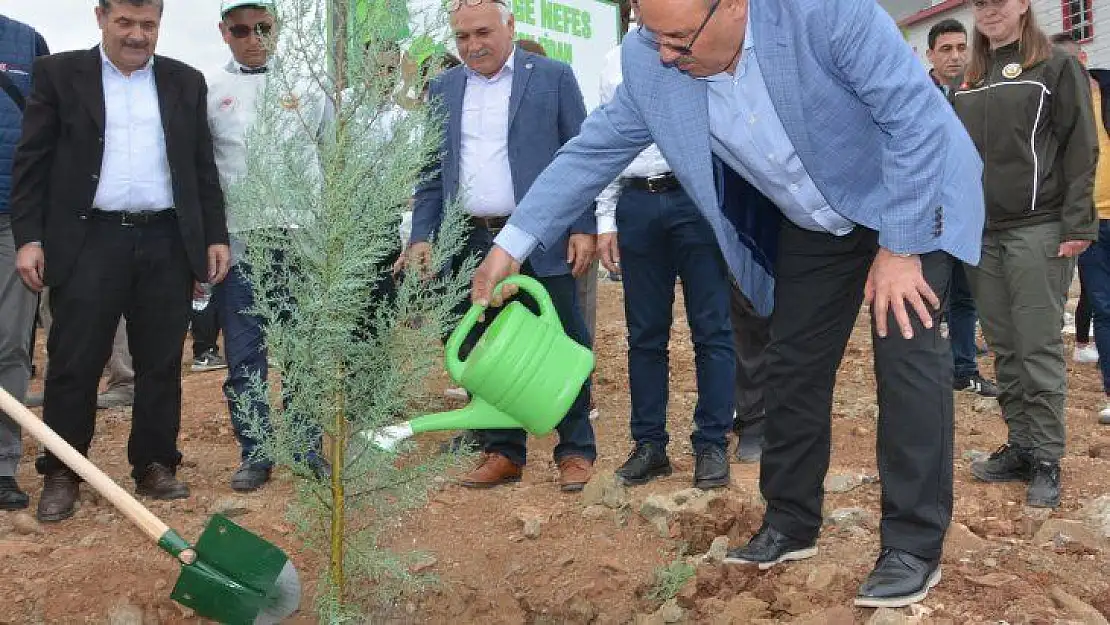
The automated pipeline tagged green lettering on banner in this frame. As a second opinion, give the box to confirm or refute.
[538,0,597,39]
[538,36,573,63]
[513,0,537,25]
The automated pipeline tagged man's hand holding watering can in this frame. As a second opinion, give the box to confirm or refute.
[472,245,522,307]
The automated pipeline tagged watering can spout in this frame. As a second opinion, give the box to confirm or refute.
[411,398,520,433]
[364,399,521,451]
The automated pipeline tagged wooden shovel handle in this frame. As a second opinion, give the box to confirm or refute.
[0,387,170,543]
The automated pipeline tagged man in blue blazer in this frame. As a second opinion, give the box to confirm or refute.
[410,0,597,492]
[472,0,985,608]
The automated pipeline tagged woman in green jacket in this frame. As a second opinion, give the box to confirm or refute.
[952,0,1098,508]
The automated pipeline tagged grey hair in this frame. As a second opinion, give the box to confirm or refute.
[99,0,165,14]
[498,1,513,24]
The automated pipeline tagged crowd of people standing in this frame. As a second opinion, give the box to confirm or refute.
[0,0,1108,612]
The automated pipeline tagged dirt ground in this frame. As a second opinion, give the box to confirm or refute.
[2,279,1109,624]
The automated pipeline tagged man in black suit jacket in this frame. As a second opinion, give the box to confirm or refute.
[10,0,231,523]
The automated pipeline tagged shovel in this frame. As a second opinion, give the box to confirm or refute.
[0,388,301,625]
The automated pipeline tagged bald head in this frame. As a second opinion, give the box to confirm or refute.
[637,0,748,77]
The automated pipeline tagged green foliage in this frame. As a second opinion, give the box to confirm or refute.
[646,559,696,603]
[225,0,468,620]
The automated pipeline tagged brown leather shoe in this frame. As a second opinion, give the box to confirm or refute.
[135,463,190,500]
[37,470,79,522]
[558,456,592,492]
[459,453,522,488]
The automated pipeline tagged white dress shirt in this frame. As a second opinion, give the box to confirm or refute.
[459,49,516,218]
[595,45,671,234]
[92,46,174,212]
[704,18,852,235]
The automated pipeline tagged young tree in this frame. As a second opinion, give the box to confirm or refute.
[227,0,470,619]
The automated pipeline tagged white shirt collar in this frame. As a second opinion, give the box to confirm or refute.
[99,44,154,77]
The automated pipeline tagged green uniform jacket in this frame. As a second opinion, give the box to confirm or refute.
[953,42,1099,241]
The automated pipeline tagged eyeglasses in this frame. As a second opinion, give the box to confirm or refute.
[636,0,721,56]
[227,22,273,39]
[971,0,1009,9]
[448,0,507,13]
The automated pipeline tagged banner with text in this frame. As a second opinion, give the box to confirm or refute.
[404,0,621,111]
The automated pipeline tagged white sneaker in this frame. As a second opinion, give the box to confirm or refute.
[1074,344,1099,363]
[1099,404,1110,425]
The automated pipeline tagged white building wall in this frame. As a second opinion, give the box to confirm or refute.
[1032,0,1110,69]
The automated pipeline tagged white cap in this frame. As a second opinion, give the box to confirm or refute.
[220,0,275,16]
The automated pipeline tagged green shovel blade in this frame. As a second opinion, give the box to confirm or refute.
[169,514,300,625]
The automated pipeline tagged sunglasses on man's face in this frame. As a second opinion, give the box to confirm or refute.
[227,22,273,39]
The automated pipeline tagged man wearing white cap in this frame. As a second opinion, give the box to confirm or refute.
[207,0,332,491]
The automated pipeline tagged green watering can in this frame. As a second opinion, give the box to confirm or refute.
[369,275,595,450]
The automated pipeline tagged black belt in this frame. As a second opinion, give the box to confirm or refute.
[468,215,510,232]
[88,208,176,226]
[624,172,680,194]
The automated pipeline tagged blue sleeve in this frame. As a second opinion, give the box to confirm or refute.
[501,77,652,253]
[555,64,597,236]
[823,0,949,254]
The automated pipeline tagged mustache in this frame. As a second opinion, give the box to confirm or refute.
[468,48,490,60]
[121,39,149,48]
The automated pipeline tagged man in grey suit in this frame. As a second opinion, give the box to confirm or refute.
[409,0,597,492]
[471,0,985,609]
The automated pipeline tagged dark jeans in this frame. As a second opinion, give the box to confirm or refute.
[761,222,953,560]
[38,218,192,480]
[216,247,322,469]
[949,262,980,379]
[190,287,221,357]
[616,186,735,452]
[1077,264,1093,344]
[1079,220,1110,392]
[450,224,596,466]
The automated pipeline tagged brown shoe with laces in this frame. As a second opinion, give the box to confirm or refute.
[135,463,190,500]
[37,470,79,522]
[558,456,592,492]
[459,453,522,488]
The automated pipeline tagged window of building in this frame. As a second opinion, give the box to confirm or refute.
[1062,0,1095,43]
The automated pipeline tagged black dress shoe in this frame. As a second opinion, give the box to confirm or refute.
[229,463,272,493]
[1026,460,1061,508]
[971,443,1033,482]
[734,419,764,464]
[0,476,30,511]
[855,548,941,608]
[135,463,190,500]
[724,524,817,569]
[615,442,672,486]
[694,445,730,489]
[37,470,79,522]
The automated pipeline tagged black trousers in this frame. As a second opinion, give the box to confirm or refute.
[38,217,193,480]
[730,282,770,429]
[761,222,954,560]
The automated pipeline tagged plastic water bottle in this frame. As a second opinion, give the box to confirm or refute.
[192,283,212,312]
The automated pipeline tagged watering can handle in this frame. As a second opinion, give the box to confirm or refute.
[0,386,171,544]
[445,275,558,381]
